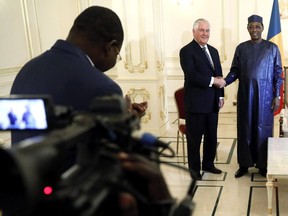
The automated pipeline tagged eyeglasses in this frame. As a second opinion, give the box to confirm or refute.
[115,47,122,63]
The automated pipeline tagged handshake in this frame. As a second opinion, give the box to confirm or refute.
[213,76,226,88]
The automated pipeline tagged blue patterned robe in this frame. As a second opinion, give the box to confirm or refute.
[225,39,283,169]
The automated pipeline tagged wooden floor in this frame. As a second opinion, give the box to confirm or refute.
[159,112,287,216]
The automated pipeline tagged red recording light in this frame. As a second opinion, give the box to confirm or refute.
[43,186,53,195]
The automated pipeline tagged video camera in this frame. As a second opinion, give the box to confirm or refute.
[0,95,195,216]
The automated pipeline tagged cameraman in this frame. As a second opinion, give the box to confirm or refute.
[3,6,148,216]
[10,6,147,146]
[10,6,147,169]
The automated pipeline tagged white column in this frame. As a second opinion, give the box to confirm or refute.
[113,0,170,135]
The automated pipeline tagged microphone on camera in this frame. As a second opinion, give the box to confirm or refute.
[132,131,169,148]
[131,131,175,158]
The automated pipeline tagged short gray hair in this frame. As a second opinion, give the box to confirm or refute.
[193,18,210,31]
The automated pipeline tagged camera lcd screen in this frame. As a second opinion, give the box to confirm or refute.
[0,97,50,130]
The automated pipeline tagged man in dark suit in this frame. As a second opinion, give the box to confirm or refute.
[179,18,225,180]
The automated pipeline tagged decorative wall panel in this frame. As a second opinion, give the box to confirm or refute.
[122,0,148,73]
[126,88,151,123]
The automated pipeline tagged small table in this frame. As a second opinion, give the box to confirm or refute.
[266,137,288,215]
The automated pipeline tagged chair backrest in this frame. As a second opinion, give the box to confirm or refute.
[174,87,185,120]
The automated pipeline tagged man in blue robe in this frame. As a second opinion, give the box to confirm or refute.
[224,15,283,178]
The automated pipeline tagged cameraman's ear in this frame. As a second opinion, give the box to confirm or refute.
[105,40,118,52]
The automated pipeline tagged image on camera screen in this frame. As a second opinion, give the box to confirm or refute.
[0,98,48,130]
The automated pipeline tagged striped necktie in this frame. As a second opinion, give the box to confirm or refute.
[202,47,214,69]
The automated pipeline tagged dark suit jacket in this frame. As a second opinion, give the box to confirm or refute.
[10,39,123,144]
[179,39,224,114]
[10,40,123,171]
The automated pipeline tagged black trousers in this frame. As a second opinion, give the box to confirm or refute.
[185,111,218,173]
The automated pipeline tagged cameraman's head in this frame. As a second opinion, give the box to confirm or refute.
[66,6,124,72]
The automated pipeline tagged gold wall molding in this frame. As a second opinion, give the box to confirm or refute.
[21,0,35,58]
[124,60,148,73]
[122,0,165,74]
[126,88,151,123]
[123,0,148,73]
[0,67,22,73]
[21,0,83,59]
[159,85,167,120]
[153,0,165,73]
[157,60,165,72]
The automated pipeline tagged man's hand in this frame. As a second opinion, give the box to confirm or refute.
[125,95,148,118]
[117,152,173,216]
[117,152,172,201]
[119,192,139,216]
[271,97,280,111]
[213,76,226,88]
[132,102,148,117]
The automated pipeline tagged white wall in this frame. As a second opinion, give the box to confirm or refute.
[0,0,287,143]
[163,0,288,113]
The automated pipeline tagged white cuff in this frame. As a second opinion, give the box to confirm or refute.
[209,77,214,87]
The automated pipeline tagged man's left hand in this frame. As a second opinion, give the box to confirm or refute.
[271,97,280,111]
[132,102,148,117]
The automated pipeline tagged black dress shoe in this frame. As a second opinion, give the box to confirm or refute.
[202,166,222,174]
[194,172,202,180]
[234,167,248,178]
[190,170,202,180]
[259,168,267,177]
